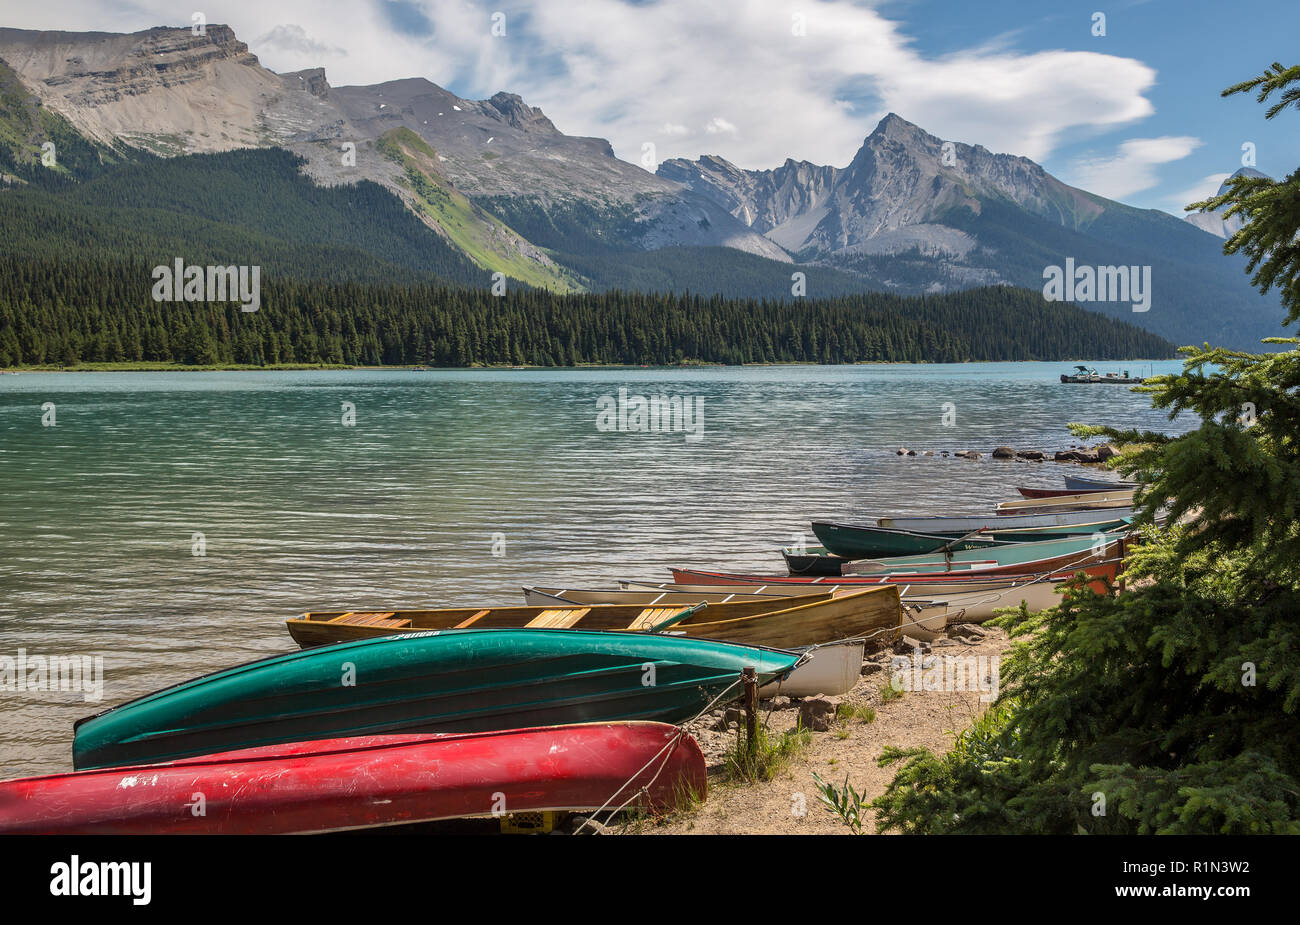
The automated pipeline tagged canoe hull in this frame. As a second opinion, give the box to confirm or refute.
[880,508,1137,532]
[811,519,1128,560]
[671,559,1120,592]
[1064,475,1139,491]
[291,588,898,651]
[522,587,813,607]
[996,490,1135,515]
[759,640,865,698]
[907,578,1067,622]
[842,536,1123,577]
[783,546,856,576]
[811,522,1004,559]
[4,723,707,835]
[73,629,799,771]
[1017,486,1118,499]
[672,586,900,648]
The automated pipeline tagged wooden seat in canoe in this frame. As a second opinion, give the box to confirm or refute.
[525,608,591,628]
[454,610,493,628]
[325,612,413,629]
[629,607,686,630]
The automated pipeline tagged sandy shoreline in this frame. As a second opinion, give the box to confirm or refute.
[632,625,1013,835]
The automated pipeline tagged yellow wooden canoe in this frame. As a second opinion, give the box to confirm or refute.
[286,586,900,650]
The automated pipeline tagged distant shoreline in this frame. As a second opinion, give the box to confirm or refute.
[0,359,1177,374]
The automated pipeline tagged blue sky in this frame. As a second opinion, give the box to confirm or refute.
[10,0,1299,215]
[880,0,1300,212]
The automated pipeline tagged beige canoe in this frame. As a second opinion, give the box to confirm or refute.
[287,586,901,650]
[995,490,1135,514]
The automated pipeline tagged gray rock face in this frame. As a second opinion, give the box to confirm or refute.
[658,112,1100,268]
[0,24,789,261]
[1183,167,1268,239]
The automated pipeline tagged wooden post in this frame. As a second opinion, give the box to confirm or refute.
[742,666,758,758]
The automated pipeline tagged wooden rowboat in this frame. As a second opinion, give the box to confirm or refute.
[290,587,902,651]
[995,490,1135,515]
[286,599,773,648]
[3,723,706,835]
[73,630,800,770]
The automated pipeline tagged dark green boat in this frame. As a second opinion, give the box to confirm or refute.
[811,518,1131,560]
[73,629,801,771]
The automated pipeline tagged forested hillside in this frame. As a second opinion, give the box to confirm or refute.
[0,255,1175,367]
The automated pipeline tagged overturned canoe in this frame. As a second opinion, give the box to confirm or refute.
[73,630,800,770]
[4,723,707,835]
[289,588,899,651]
[760,640,865,698]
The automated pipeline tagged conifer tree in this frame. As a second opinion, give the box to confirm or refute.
[873,64,1300,835]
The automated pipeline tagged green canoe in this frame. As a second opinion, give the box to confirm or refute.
[843,532,1124,576]
[73,629,800,771]
[811,517,1131,560]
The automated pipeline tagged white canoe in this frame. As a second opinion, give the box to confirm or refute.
[759,639,865,698]
[619,580,839,597]
[897,576,1067,641]
[900,577,1066,623]
[898,602,952,641]
[880,507,1137,532]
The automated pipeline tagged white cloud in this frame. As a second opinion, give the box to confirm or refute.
[255,24,346,59]
[1067,136,1204,201]
[4,0,1162,171]
[1169,172,1231,212]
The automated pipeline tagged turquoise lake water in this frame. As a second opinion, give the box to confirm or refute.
[0,360,1189,775]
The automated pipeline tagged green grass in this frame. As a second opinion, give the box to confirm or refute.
[837,702,877,724]
[377,128,582,293]
[725,723,814,783]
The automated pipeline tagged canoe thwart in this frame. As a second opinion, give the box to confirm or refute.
[326,612,412,629]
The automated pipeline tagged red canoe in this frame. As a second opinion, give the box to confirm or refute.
[0,722,706,835]
[671,559,1120,593]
